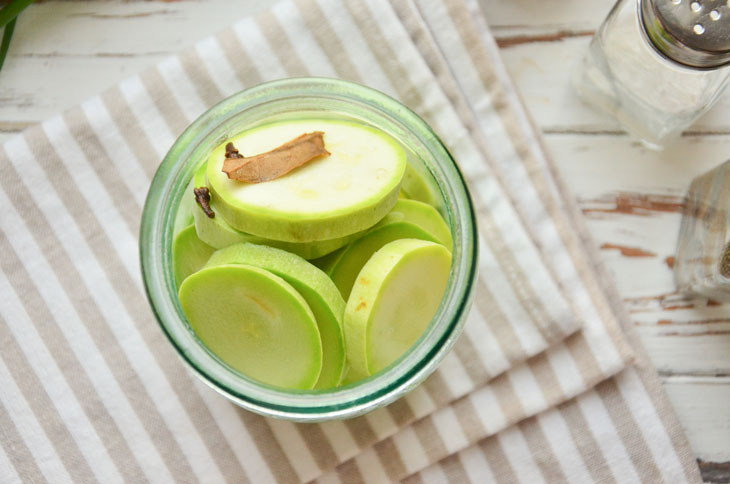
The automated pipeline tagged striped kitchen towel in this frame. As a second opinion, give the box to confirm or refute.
[0,1,589,482]
[0,1,701,484]
[318,1,702,481]
[384,0,702,482]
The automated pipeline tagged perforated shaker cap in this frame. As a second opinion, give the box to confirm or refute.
[640,0,730,68]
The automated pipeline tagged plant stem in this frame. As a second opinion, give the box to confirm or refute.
[0,17,16,72]
[0,0,35,29]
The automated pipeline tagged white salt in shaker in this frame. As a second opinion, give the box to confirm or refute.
[576,0,730,148]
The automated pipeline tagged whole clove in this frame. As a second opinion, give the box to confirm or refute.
[193,187,215,218]
[225,142,244,159]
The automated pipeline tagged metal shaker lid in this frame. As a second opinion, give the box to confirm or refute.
[640,0,730,68]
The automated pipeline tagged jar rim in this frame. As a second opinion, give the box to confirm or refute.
[140,77,478,421]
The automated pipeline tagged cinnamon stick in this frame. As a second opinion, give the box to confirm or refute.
[222,132,330,183]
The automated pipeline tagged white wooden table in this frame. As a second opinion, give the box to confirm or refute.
[2,1,728,481]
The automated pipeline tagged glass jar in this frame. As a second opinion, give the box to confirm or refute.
[576,0,730,148]
[140,78,478,422]
[675,159,730,300]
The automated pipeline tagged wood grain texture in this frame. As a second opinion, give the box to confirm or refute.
[0,0,269,143]
[0,0,727,480]
[664,377,730,482]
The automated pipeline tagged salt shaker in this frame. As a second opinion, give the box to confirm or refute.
[675,160,730,300]
[576,0,730,148]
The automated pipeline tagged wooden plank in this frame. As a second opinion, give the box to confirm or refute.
[0,0,268,127]
[10,0,268,56]
[3,0,730,135]
[482,0,614,30]
[0,56,168,123]
[662,377,730,469]
[641,324,730,376]
[545,134,730,378]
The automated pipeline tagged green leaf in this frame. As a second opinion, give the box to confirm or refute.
[0,17,16,73]
[0,0,35,29]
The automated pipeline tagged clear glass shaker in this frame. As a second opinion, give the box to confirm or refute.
[576,0,730,148]
[675,160,730,300]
